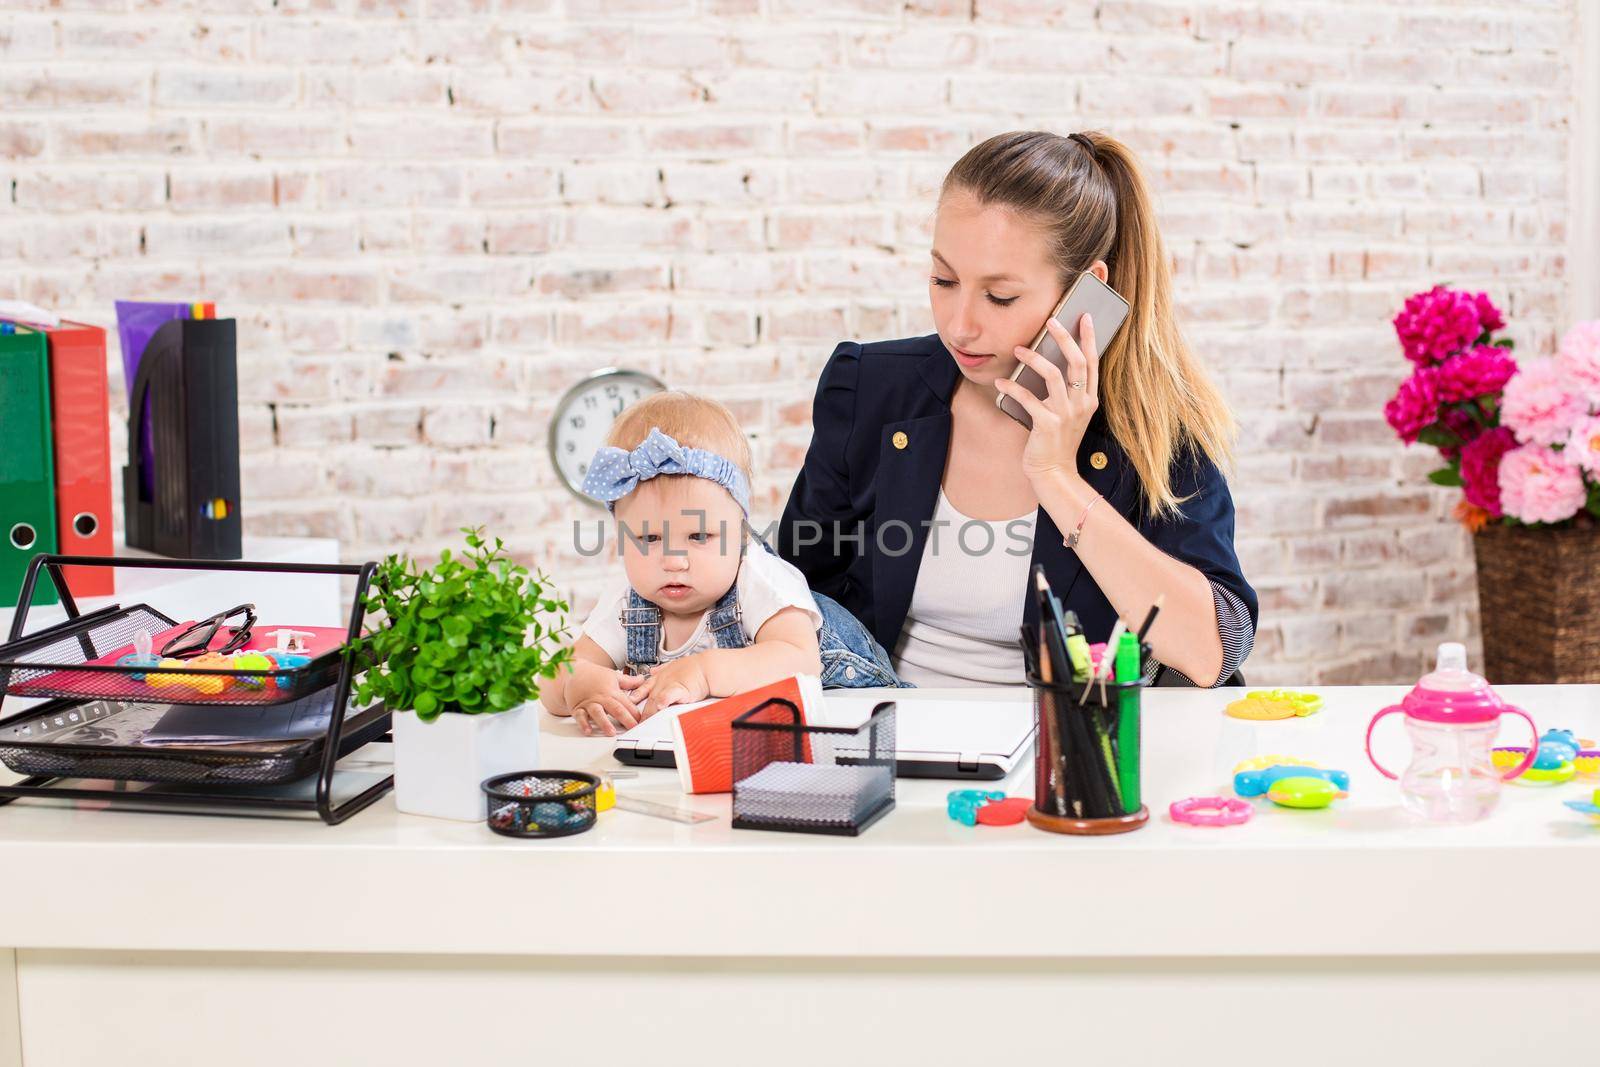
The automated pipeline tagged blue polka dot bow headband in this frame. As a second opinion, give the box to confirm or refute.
[580,427,751,516]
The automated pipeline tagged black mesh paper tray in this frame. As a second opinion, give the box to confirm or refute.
[0,691,390,786]
[0,603,345,707]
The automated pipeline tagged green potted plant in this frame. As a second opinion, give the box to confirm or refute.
[355,528,573,820]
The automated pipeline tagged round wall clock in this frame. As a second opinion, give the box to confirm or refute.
[549,368,667,506]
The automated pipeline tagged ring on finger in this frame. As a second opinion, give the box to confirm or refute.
[1069,380,1085,389]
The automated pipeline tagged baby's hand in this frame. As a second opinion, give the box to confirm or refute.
[643,655,711,717]
[568,665,649,737]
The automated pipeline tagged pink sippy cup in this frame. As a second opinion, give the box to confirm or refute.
[1366,642,1539,823]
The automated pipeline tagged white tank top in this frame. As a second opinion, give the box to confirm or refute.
[890,489,1037,688]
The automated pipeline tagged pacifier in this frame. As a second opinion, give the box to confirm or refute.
[116,629,162,681]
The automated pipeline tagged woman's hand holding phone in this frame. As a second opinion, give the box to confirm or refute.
[994,312,1100,490]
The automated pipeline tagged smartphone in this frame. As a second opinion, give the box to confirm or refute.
[996,271,1130,430]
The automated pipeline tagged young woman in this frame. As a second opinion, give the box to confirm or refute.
[777,130,1255,688]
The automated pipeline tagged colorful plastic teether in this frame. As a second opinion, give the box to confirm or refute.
[1520,763,1577,785]
[1169,796,1253,827]
[1234,764,1350,798]
[272,652,310,689]
[946,789,1007,827]
[1232,754,1318,775]
[975,796,1030,826]
[1492,746,1530,770]
[1225,690,1324,721]
[1533,742,1577,770]
[145,658,191,689]
[1576,751,1600,777]
[1563,789,1600,820]
[231,651,274,691]
[1265,776,1346,809]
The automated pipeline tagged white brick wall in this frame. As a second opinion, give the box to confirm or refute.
[0,0,1580,683]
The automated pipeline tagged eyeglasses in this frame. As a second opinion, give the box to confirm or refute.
[161,603,257,659]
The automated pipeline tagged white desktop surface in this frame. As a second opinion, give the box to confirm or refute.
[2,684,1598,1066]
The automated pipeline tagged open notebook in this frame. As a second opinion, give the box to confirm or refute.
[612,688,1035,781]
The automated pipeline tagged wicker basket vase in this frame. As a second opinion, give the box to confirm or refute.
[1473,523,1600,684]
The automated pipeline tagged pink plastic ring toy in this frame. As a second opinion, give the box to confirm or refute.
[1169,796,1253,827]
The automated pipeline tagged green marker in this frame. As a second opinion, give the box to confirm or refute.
[1114,631,1142,814]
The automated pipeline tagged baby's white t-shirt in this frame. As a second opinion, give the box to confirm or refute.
[579,549,825,668]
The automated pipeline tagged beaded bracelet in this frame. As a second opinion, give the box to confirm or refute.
[1064,493,1102,550]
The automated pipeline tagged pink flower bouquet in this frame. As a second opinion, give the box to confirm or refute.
[1384,285,1600,529]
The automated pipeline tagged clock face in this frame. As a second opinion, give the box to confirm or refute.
[550,368,667,505]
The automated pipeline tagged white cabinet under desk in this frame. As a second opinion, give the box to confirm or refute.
[2,685,1599,1067]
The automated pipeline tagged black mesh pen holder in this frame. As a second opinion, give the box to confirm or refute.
[1025,668,1149,835]
[731,698,896,836]
[483,771,600,839]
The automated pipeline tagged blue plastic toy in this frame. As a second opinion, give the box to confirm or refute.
[272,652,311,689]
[1534,729,1579,770]
[1234,764,1350,798]
[947,789,1005,827]
[1564,788,1600,821]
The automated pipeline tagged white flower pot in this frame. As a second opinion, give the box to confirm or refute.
[391,701,541,821]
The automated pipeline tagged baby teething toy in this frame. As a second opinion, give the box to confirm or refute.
[1225,690,1324,721]
[145,658,192,689]
[1232,754,1318,774]
[1234,764,1350,798]
[271,652,310,689]
[946,789,1007,827]
[231,651,274,691]
[1563,789,1600,821]
[1496,728,1585,786]
[1170,796,1252,827]
[1265,776,1346,809]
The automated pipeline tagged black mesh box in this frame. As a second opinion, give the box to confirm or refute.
[731,698,895,836]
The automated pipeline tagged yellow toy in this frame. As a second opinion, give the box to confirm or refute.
[145,654,229,695]
[1225,690,1324,721]
[1232,754,1318,775]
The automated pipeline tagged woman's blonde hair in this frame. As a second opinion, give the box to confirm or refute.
[607,391,753,485]
[942,130,1234,518]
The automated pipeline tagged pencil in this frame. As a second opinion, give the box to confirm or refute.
[1031,574,1069,817]
[1135,595,1165,644]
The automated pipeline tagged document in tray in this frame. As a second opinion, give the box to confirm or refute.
[140,688,347,746]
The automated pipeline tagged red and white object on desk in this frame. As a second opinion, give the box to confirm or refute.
[672,675,823,795]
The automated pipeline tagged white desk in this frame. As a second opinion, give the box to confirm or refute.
[2,685,1598,1067]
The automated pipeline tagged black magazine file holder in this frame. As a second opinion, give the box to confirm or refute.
[123,318,243,560]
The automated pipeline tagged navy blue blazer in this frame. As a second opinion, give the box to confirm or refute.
[775,333,1258,659]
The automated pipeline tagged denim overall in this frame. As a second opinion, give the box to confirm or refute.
[619,545,906,689]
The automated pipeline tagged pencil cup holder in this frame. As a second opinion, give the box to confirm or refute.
[730,698,896,836]
[1025,671,1149,835]
[482,771,600,838]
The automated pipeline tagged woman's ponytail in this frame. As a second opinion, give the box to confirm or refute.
[1079,131,1235,517]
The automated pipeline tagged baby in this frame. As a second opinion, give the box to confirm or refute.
[542,392,900,736]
